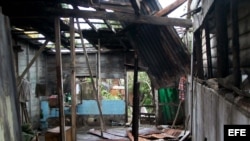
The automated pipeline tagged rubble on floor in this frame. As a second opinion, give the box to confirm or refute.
[79,125,190,141]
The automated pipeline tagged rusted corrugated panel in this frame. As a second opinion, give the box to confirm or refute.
[127,0,191,89]
[0,13,21,141]
[128,24,190,88]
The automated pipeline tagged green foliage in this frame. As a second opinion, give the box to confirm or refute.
[127,71,153,109]
[127,71,151,93]
[22,123,35,141]
[100,85,122,100]
[22,123,34,134]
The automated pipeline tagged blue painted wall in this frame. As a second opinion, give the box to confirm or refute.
[77,100,125,115]
[40,100,125,128]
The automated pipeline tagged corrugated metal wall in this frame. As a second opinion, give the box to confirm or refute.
[126,0,191,88]
[0,13,21,141]
[128,24,190,88]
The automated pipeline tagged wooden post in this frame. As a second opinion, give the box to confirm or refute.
[76,18,105,135]
[125,67,128,123]
[55,17,66,141]
[154,88,159,126]
[151,83,157,126]
[97,38,101,103]
[215,0,229,77]
[205,25,213,78]
[194,29,204,79]
[96,38,102,130]
[132,52,139,141]
[231,0,241,87]
[70,17,76,141]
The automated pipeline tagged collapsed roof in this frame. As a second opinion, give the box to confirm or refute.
[0,0,191,88]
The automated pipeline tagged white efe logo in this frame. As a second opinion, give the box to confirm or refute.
[228,129,246,136]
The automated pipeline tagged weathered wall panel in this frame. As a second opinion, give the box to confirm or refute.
[191,0,214,31]
[0,13,21,141]
[46,52,125,94]
[186,81,250,141]
[17,41,47,129]
[198,1,250,78]
[228,5,250,70]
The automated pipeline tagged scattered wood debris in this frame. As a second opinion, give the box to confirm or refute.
[88,126,190,141]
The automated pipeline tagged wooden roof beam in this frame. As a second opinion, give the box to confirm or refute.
[15,8,192,27]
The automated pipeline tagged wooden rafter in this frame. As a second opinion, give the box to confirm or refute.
[13,8,192,27]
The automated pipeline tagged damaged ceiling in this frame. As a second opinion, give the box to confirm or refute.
[0,0,191,88]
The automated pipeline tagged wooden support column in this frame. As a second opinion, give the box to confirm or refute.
[76,18,105,135]
[70,17,76,141]
[55,17,66,141]
[231,0,241,87]
[125,67,128,123]
[132,52,139,141]
[96,38,101,121]
[194,29,204,79]
[205,24,213,78]
[215,0,229,77]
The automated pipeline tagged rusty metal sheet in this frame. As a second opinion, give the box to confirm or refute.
[127,127,189,140]
[127,130,150,141]
[163,128,183,137]
[140,133,176,139]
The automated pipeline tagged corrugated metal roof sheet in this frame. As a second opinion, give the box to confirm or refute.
[127,0,190,88]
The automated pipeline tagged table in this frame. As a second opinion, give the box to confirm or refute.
[45,126,72,141]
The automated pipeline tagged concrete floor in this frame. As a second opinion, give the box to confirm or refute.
[77,126,130,141]
[38,124,158,141]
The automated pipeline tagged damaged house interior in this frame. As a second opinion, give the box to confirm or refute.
[1,0,250,141]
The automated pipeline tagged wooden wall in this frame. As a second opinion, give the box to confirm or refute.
[228,1,250,72]
[16,41,47,129]
[195,0,250,79]
[46,52,126,95]
[0,13,21,140]
[186,0,250,140]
